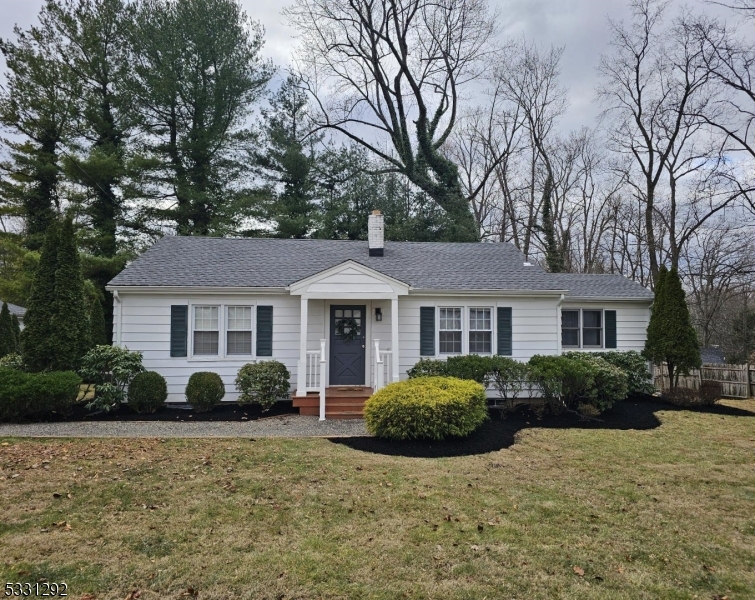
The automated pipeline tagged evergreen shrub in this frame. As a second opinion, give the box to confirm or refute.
[128,371,168,413]
[0,368,81,421]
[186,372,225,412]
[79,345,144,412]
[406,358,449,378]
[364,376,488,440]
[235,361,290,411]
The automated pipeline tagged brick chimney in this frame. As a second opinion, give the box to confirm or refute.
[368,210,384,256]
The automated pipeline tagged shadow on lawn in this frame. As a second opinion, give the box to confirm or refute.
[328,398,755,458]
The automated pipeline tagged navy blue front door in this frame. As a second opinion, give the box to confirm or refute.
[330,305,366,386]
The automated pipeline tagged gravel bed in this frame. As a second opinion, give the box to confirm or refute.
[0,415,368,438]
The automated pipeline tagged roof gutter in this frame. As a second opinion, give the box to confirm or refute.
[562,296,654,303]
[407,288,569,297]
[105,285,287,295]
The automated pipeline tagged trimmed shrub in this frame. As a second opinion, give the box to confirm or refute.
[445,354,498,386]
[236,361,290,411]
[364,376,488,440]
[593,351,653,396]
[0,302,16,358]
[662,386,700,407]
[128,371,168,414]
[489,356,530,402]
[529,354,628,415]
[0,368,81,421]
[186,371,225,412]
[699,380,722,406]
[79,345,144,412]
[407,358,448,379]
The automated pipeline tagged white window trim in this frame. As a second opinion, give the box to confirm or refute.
[467,306,494,355]
[188,302,257,361]
[437,306,463,356]
[561,308,605,350]
[435,305,496,357]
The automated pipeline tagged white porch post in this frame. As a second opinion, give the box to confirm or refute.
[391,296,400,382]
[296,296,308,396]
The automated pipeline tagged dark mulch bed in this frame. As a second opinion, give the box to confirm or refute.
[329,396,755,458]
[35,400,297,423]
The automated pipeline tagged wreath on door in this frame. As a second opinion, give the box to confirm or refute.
[335,317,361,343]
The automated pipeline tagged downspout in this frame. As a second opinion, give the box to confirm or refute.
[113,290,121,347]
[556,294,565,356]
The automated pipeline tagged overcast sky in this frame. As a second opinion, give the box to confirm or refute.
[0,0,742,134]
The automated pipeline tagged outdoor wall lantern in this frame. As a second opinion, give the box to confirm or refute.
[375,307,383,321]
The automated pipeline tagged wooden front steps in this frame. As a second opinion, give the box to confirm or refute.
[292,386,373,419]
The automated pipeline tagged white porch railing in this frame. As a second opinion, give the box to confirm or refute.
[373,339,393,392]
[302,339,327,420]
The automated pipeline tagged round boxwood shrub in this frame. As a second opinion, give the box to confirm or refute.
[363,376,488,440]
[185,371,225,412]
[128,371,168,414]
[235,360,290,411]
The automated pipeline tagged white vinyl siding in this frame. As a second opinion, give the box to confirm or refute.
[561,301,651,353]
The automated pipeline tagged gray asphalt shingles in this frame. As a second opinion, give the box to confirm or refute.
[108,236,652,298]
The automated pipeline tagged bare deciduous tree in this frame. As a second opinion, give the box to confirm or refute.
[285,0,500,241]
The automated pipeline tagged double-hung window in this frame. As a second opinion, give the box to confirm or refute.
[227,306,253,355]
[561,310,580,348]
[561,309,603,348]
[193,306,219,355]
[582,310,603,347]
[468,308,492,354]
[439,307,462,354]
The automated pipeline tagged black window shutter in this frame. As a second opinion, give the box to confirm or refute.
[170,305,188,357]
[256,306,273,356]
[420,307,435,356]
[497,307,512,356]
[605,310,617,349]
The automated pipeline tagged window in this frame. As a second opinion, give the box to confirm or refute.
[582,310,603,347]
[193,306,219,355]
[561,310,580,347]
[468,308,492,354]
[439,307,462,354]
[227,306,252,355]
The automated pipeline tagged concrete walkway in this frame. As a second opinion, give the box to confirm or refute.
[0,415,368,438]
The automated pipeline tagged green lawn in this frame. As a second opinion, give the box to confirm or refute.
[1,400,754,599]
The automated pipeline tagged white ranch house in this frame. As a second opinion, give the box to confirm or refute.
[107,212,653,418]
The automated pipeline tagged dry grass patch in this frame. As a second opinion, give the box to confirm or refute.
[1,400,754,599]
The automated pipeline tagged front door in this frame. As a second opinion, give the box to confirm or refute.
[330,305,366,386]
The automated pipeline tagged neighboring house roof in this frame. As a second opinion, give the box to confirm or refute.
[1,301,26,319]
[700,346,726,364]
[108,236,653,298]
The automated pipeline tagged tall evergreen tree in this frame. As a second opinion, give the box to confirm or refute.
[0,302,15,357]
[131,0,273,235]
[43,0,136,258]
[11,314,21,350]
[21,221,60,370]
[0,22,78,249]
[644,266,701,390]
[50,216,91,370]
[254,75,318,238]
[89,296,107,347]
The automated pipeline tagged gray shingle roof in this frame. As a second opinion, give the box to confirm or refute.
[108,236,652,298]
[1,301,26,318]
[548,273,653,299]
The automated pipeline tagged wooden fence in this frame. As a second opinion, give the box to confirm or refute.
[653,363,754,399]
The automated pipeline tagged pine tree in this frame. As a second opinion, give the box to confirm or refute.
[21,220,60,371]
[10,314,21,350]
[0,302,15,357]
[89,297,108,347]
[643,266,701,390]
[49,216,91,371]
